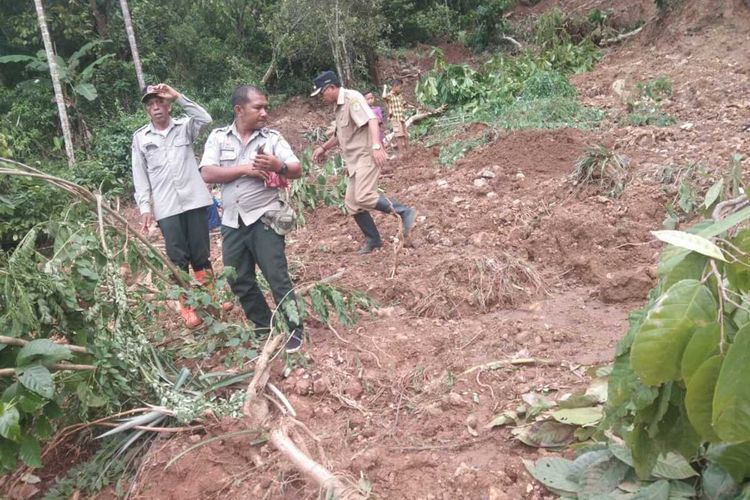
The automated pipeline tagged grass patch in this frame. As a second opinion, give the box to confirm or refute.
[571,144,630,197]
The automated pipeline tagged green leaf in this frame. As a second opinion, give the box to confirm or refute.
[680,324,720,385]
[16,339,72,366]
[685,355,722,441]
[0,54,37,64]
[631,280,716,385]
[706,442,750,483]
[0,438,19,470]
[0,403,21,441]
[701,462,739,500]
[652,230,726,262]
[33,416,53,440]
[666,480,695,498]
[631,480,669,500]
[551,406,603,427]
[523,458,579,495]
[698,205,750,239]
[628,423,659,479]
[704,179,724,208]
[19,435,41,468]
[651,453,697,480]
[74,82,98,101]
[577,455,630,497]
[662,251,707,293]
[713,324,750,441]
[18,365,54,399]
[511,420,576,448]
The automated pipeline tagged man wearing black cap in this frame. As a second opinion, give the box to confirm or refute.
[311,71,416,254]
[131,83,213,328]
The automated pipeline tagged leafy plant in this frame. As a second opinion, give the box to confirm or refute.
[571,144,630,197]
[625,76,676,127]
[597,180,750,492]
[288,149,348,223]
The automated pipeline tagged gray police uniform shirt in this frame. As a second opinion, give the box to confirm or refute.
[199,124,299,229]
[131,95,213,221]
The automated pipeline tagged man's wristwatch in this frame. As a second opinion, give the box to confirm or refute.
[372,144,382,150]
[279,162,289,176]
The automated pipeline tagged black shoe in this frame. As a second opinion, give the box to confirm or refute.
[375,196,416,238]
[357,239,382,254]
[285,328,303,354]
[353,212,382,255]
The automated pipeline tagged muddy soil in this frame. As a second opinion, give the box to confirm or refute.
[19,0,750,498]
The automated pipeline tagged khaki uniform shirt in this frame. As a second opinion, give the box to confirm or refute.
[131,95,213,221]
[334,88,376,176]
[200,124,299,229]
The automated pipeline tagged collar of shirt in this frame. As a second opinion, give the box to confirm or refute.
[147,118,176,137]
[227,122,269,145]
[335,87,347,108]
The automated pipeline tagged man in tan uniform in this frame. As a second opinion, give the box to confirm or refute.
[311,71,416,254]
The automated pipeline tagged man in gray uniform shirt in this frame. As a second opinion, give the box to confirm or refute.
[200,85,304,353]
[131,83,213,328]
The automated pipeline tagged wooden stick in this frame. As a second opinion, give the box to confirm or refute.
[461,358,558,376]
[0,335,88,354]
[0,363,96,376]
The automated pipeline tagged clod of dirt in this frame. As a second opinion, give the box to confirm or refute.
[445,392,466,407]
[344,379,363,399]
[351,448,381,472]
[294,378,312,395]
[312,375,329,394]
[598,267,655,303]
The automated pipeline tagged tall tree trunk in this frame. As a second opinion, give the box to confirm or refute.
[32,0,75,166]
[118,0,145,90]
[89,0,108,38]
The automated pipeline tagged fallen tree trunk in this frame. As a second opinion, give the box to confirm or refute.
[384,105,447,145]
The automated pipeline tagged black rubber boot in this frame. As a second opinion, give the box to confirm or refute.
[374,195,417,237]
[353,212,382,254]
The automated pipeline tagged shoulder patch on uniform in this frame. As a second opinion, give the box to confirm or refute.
[351,100,362,111]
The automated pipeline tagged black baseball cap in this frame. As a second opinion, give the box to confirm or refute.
[310,71,339,96]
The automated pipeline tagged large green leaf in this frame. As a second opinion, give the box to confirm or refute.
[651,453,697,480]
[552,406,603,427]
[631,280,716,386]
[632,480,669,500]
[16,339,72,366]
[0,403,21,441]
[577,455,630,498]
[706,442,750,483]
[685,355,722,441]
[0,54,37,64]
[74,82,98,101]
[652,230,726,262]
[512,420,576,448]
[19,435,41,468]
[628,423,659,479]
[662,251,707,293]
[523,458,579,495]
[680,324,720,385]
[713,324,750,441]
[701,462,740,500]
[18,365,54,399]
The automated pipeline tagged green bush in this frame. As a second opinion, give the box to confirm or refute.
[521,70,577,99]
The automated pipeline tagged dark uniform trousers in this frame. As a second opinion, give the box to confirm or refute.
[157,206,211,273]
[221,218,301,334]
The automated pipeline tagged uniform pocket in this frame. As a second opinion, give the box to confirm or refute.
[142,143,165,169]
[219,148,237,166]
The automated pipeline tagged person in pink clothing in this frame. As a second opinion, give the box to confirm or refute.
[364,92,385,147]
